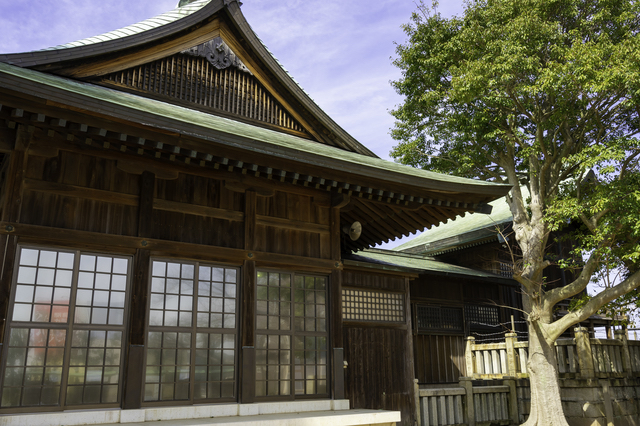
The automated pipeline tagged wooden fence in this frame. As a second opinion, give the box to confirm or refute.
[414,380,518,426]
[414,328,640,426]
[465,328,640,380]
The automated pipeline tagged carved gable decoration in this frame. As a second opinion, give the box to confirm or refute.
[181,38,252,74]
[100,43,308,135]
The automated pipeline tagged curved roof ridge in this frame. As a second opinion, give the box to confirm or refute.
[39,0,213,52]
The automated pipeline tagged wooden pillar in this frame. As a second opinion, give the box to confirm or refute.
[123,172,155,409]
[331,269,344,399]
[504,376,520,425]
[240,190,257,403]
[575,327,595,378]
[2,125,30,224]
[137,171,155,238]
[244,190,256,252]
[614,330,632,378]
[465,336,476,378]
[459,377,476,426]
[329,206,344,400]
[0,235,18,346]
[404,277,417,426]
[505,332,518,376]
[240,259,256,403]
[0,125,30,359]
[123,248,151,409]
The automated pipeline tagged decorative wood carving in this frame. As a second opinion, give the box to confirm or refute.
[182,37,252,74]
[102,52,307,134]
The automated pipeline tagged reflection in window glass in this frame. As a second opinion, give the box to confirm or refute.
[255,272,328,399]
[1,247,130,409]
[144,260,238,403]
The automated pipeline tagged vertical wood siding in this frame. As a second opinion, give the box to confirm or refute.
[22,152,139,235]
[413,334,465,384]
[104,55,307,134]
[343,325,415,426]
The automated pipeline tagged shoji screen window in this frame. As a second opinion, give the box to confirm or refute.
[0,247,130,411]
[144,260,238,404]
[255,271,328,400]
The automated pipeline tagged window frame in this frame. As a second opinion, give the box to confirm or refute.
[254,268,331,402]
[141,257,241,407]
[0,245,133,413]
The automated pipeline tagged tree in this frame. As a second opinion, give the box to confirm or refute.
[390,0,640,424]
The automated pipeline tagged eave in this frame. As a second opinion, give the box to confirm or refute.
[0,62,512,252]
[0,0,376,157]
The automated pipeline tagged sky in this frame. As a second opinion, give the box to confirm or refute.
[0,0,466,247]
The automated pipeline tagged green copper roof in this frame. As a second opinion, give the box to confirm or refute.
[395,187,528,252]
[0,61,510,195]
[349,249,507,279]
[40,0,212,51]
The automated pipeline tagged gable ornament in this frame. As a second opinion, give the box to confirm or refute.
[182,37,252,74]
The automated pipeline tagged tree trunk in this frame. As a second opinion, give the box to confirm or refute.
[522,321,570,426]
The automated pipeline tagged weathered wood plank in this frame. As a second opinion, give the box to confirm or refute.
[24,177,138,205]
[244,190,256,251]
[256,215,330,233]
[0,221,339,271]
[153,198,244,221]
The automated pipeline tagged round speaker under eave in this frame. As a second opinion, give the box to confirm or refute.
[343,221,362,241]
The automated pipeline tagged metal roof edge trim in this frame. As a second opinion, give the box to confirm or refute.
[0,1,223,67]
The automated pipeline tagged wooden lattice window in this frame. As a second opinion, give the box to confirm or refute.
[143,260,238,403]
[464,304,500,330]
[103,54,307,134]
[342,288,405,323]
[0,247,131,410]
[415,305,463,333]
[255,271,329,399]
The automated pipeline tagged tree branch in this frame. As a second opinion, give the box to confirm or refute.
[544,252,600,307]
[547,268,640,342]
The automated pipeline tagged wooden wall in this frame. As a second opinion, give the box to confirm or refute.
[342,269,415,426]
[15,144,333,258]
[410,273,523,385]
[413,334,465,383]
[0,126,341,409]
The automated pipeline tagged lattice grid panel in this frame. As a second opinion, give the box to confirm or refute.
[342,289,405,323]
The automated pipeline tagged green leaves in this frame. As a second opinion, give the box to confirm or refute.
[391,0,640,324]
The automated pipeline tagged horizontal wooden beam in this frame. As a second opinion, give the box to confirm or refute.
[153,198,244,222]
[256,215,330,234]
[0,221,340,272]
[24,178,138,206]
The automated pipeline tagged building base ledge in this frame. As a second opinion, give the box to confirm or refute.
[0,400,400,426]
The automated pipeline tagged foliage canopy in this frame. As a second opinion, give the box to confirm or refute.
[391,1,640,423]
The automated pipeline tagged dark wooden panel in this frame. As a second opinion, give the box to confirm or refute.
[123,345,144,409]
[343,325,415,426]
[410,275,463,301]
[0,235,18,345]
[137,171,155,237]
[342,270,406,292]
[413,334,465,384]
[103,53,308,134]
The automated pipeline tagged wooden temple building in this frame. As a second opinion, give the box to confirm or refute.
[0,1,512,424]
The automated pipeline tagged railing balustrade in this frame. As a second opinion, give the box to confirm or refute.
[416,328,640,426]
[464,328,639,380]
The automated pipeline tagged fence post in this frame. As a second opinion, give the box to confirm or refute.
[466,336,476,378]
[505,332,518,377]
[575,327,595,378]
[614,330,632,378]
[460,377,476,426]
[414,379,421,426]
[503,376,520,425]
